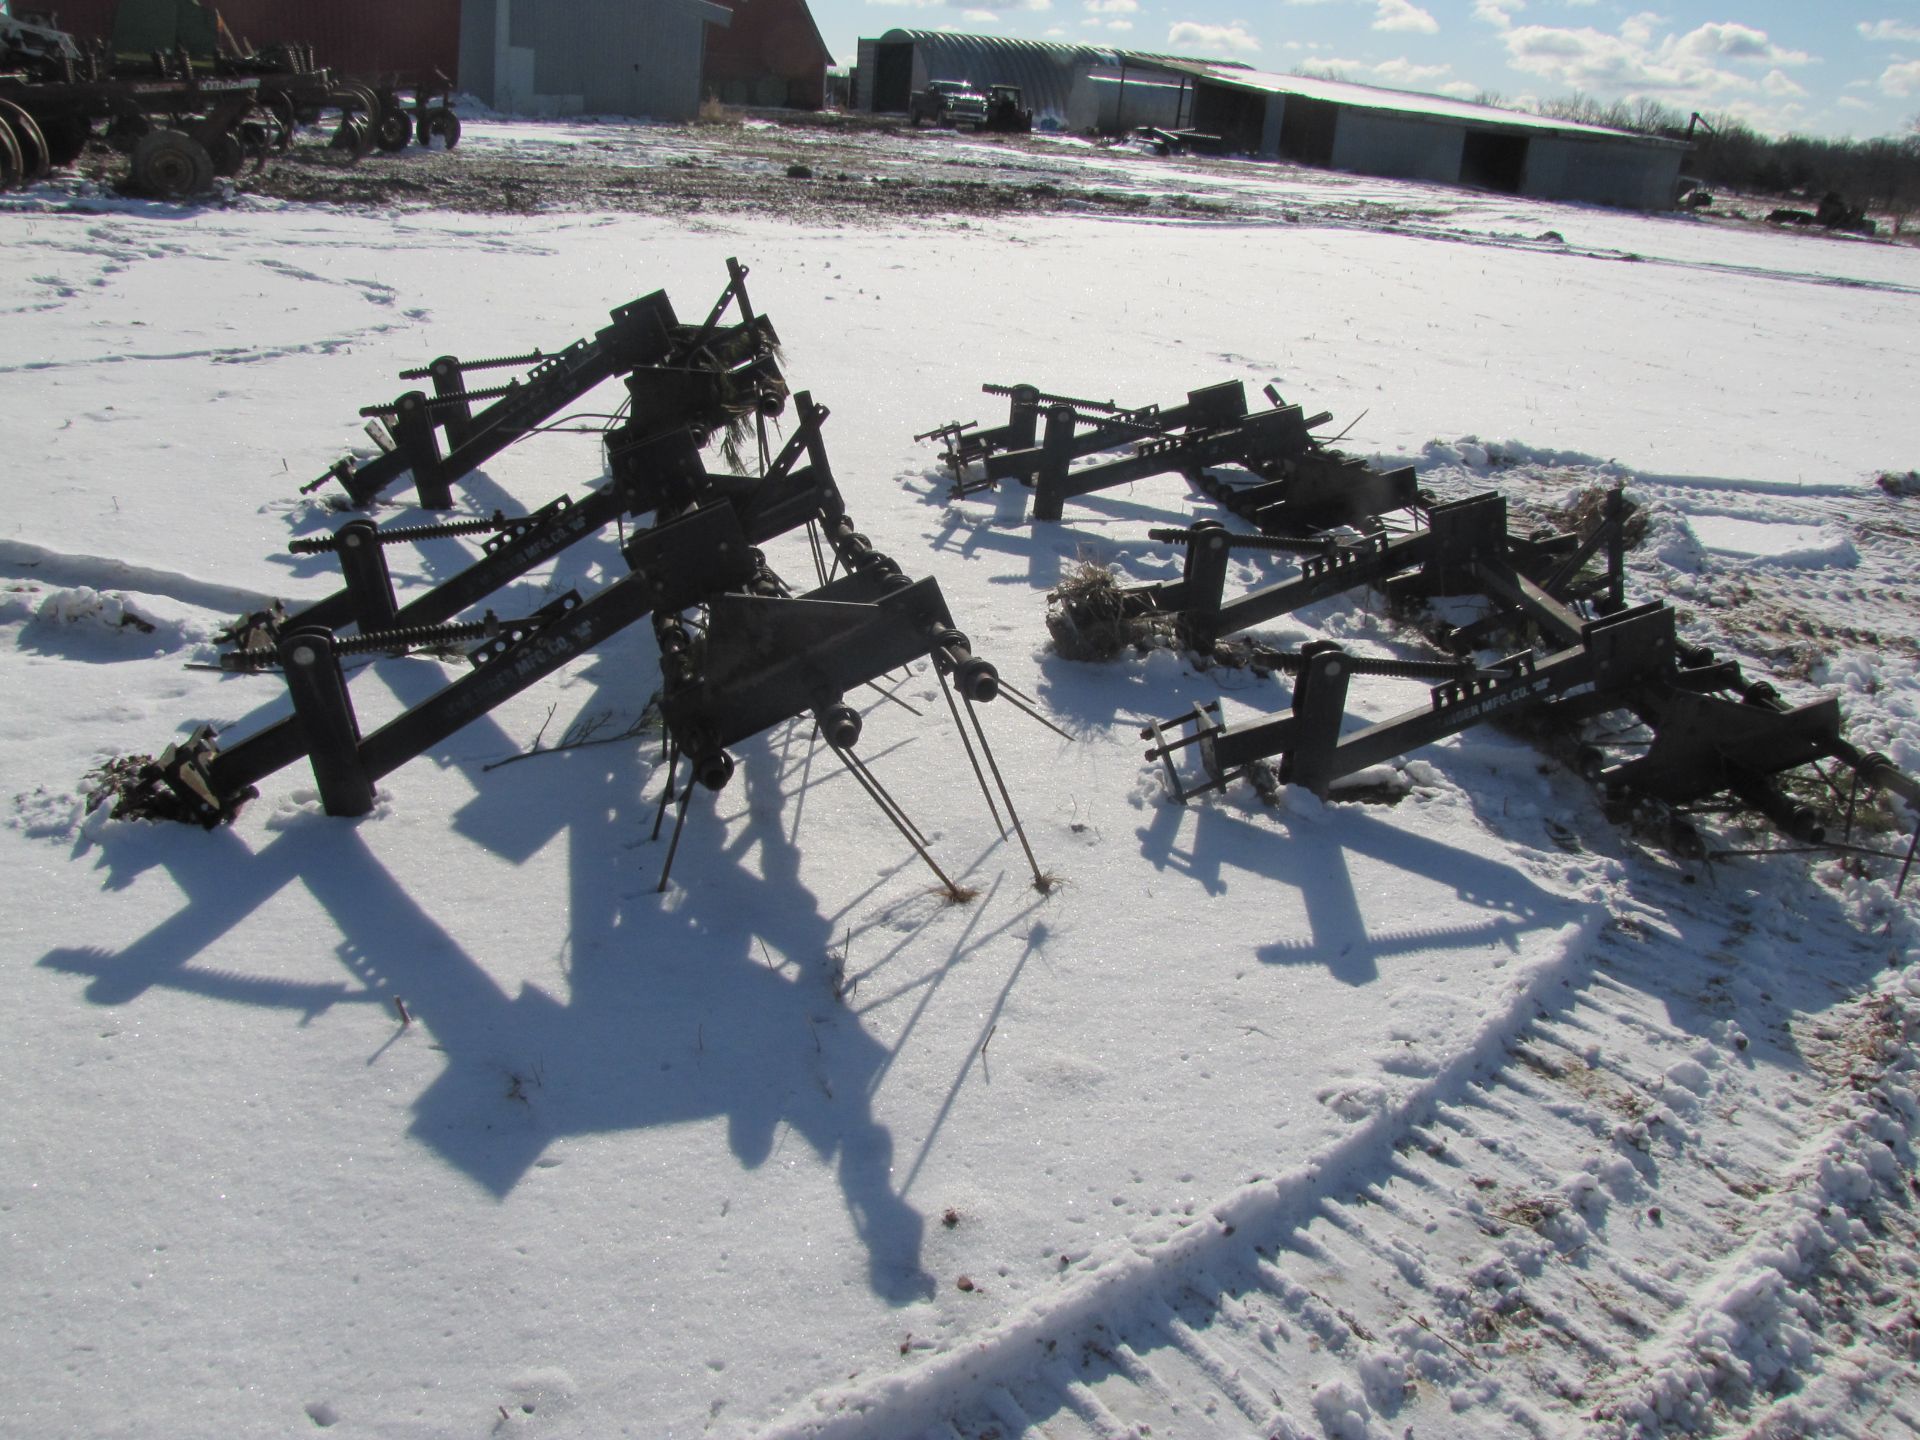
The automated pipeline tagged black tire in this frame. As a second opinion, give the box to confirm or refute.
[129,128,215,199]
[0,119,22,191]
[374,106,412,152]
[0,99,51,179]
[416,107,460,150]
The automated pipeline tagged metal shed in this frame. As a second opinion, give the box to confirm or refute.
[1163,61,1688,211]
[458,0,729,119]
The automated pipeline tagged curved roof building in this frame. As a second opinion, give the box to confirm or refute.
[855,28,1217,126]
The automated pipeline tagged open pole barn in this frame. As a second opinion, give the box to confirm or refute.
[1161,61,1688,210]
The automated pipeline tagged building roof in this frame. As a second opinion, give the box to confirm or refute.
[874,28,1241,74]
[1150,58,1689,148]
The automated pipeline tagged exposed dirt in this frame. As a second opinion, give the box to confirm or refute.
[75,112,1253,223]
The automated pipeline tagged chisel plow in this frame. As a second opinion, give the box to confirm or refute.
[109,262,1057,897]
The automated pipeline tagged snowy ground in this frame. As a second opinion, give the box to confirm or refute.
[4,125,1920,1440]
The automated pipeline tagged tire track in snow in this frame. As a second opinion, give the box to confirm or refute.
[753,911,1608,1440]
[758,873,1920,1440]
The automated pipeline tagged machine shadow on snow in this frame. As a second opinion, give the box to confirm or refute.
[1135,789,1571,987]
[40,718,951,1307]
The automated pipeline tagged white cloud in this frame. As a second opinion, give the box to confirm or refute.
[1837,95,1873,111]
[1083,0,1138,12]
[1373,0,1438,34]
[1859,19,1920,43]
[1371,57,1453,85]
[1882,59,1920,96]
[1168,20,1262,54]
[1672,22,1808,67]
[1500,15,1816,102]
[1473,0,1524,29]
[1441,80,1484,98]
[1761,69,1807,98]
[962,10,1002,22]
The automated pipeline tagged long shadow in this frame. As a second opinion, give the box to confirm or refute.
[39,723,941,1304]
[1136,794,1572,986]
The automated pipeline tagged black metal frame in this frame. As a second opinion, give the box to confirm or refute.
[1125,482,1920,882]
[920,378,1419,533]
[130,265,1057,897]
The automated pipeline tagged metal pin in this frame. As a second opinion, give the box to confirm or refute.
[937,666,1005,839]
[828,743,962,895]
[990,677,1076,742]
[656,775,697,893]
[650,740,680,842]
[962,689,1048,891]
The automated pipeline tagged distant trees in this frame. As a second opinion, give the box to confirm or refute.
[1522,90,1920,234]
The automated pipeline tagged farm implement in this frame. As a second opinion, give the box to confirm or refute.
[922,376,1920,885]
[115,263,1055,896]
[0,2,457,197]
[916,378,1414,529]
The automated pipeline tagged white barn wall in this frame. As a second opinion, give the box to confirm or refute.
[1072,74,1186,133]
[1331,111,1464,185]
[460,0,722,120]
[1523,136,1684,210]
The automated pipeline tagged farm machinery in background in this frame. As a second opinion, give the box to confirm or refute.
[904,78,1032,134]
[112,261,1057,899]
[0,0,458,198]
[921,378,1920,889]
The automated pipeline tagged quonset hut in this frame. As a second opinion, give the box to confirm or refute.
[855,29,1218,132]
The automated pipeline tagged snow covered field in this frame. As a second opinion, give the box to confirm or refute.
[4,125,1920,1439]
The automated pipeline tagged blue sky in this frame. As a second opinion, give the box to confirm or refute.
[808,1,1920,139]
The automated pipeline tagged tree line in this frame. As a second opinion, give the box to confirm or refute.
[1507,91,1920,223]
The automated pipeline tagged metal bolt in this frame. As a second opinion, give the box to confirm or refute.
[290,645,318,667]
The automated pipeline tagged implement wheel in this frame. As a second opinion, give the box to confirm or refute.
[0,118,22,190]
[130,128,215,199]
[0,99,51,180]
[374,106,412,152]
[416,106,460,150]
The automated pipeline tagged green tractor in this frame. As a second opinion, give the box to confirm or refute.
[982,84,1032,134]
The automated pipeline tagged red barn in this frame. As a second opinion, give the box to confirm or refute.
[41,0,461,82]
[701,0,829,110]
